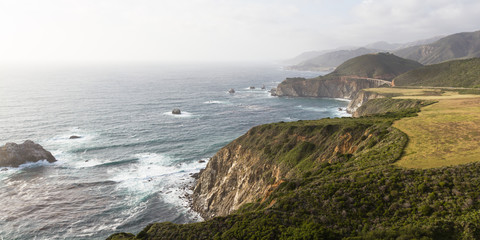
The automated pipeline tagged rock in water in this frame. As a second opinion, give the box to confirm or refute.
[0,140,57,167]
[69,135,81,139]
[249,86,255,89]
[228,88,235,94]
[172,108,181,114]
[261,84,266,90]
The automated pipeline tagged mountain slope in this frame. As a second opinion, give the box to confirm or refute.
[287,48,379,71]
[276,53,422,99]
[330,52,423,81]
[393,58,480,87]
[395,30,480,64]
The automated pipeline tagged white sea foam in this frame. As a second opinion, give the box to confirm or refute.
[332,98,351,102]
[110,153,206,221]
[203,100,229,105]
[296,105,328,112]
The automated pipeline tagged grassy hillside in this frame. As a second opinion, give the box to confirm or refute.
[329,52,423,81]
[393,58,480,87]
[108,104,480,239]
[354,98,435,117]
[395,30,480,64]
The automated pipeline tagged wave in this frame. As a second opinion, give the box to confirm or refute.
[203,100,230,105]
[109,152,206,220]
[296,105,328,112]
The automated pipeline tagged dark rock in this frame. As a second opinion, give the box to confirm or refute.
[1,168,7,171]
[228,88,235,94]
[0,140,57,167]
[69,135,81,139]
[191,173,200,179]
[198,159,206,163]
[172,108,181,114]
[261,84,266,90]
[338,108,343,111]
[249,86,255,89]
[270,88,277,96]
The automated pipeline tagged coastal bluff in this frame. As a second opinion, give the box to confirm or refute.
[275,76,390,99]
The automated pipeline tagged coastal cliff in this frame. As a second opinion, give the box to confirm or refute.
[191,117,400,220]
[275,53,422,100]
[346,90,385,115]
[275,76,390,99]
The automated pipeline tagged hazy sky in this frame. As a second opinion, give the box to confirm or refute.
[1,0,480,63]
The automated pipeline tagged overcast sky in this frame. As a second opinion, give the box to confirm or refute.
[1,0,480,63]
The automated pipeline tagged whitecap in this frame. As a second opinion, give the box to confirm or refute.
[296,105,328,112]
[110,153,207,220]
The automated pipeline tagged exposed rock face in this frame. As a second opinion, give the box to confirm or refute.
[0,140,56,167]
[172,109,181,114]
[275,76,391,100]
[346,90,385,116]
[192,119,382,219]
[192,145,283,219]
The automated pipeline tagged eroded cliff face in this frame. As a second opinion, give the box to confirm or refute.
[192,119,389,219]
[346,90,385,116]
[275,76,390,99]
[192,145,282,219]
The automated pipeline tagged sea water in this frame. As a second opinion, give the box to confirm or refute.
[0,63,350,239]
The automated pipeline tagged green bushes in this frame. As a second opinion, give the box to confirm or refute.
[108,105,480,240]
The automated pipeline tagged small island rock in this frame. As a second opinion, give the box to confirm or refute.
[0,140,57,167]
[261,84,266,90]
[228,88,235,94]
[249,86,255,89]
[172,109,181,115]
[69,135,82,139]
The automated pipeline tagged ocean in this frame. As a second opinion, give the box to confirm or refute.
[0,63,350,239]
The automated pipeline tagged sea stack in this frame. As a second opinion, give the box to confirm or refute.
[261,84,266,90]
[0,140,57,167]
[172,108,181,115]
[228,88,235,94]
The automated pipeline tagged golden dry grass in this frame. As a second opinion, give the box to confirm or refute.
[393,97,480,168]
[365,88,480,169]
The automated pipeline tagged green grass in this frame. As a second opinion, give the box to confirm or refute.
[394,97,480,169]
[393,58,480,87]
[107,88,480,240]
[330,52,422,81]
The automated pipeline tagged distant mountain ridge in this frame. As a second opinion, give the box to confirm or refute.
[286,47,379,71]
[395,30,480,65]
[286,30,480,71]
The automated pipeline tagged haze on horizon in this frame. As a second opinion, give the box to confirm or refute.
[1,0,480,64]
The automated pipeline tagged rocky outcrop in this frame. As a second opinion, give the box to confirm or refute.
[172,109,181,114]
[0,140,56,167]
[192,145,283,219]
[275,76,390,100]
[192,119,385,219]
[346,90,385,115]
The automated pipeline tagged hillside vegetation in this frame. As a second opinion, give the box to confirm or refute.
[109,104,480,239]
[393,58,480,87]
[329,52,423,81]
[395,30,480,65]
